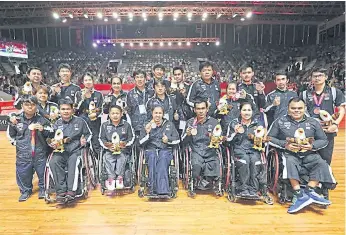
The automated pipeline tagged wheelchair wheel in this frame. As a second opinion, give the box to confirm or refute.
[130,185,136,194]
[267,148,279,195]
[225,147,231,190]
[187,190,196,198]
[83,190,89,199]
[138,188,145,198]
[184,147,190,190]
[45,197,51,204]
[227,193,236,203]
[170,191,177,199]
[278,193,286,204]
[85,149,98,189]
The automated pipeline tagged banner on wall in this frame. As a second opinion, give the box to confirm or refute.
[0,115,8,131]
[0,41,28,59]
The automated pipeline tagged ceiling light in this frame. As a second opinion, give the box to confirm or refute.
[117,18,121,22]
[92,42,97,47]
[130,42,133,47]
[97,12,103,19]
[232,13,237,18]
[216,41,220,46]
[112,44,116,47]
[104,18,108,22]
[68,13,73,19]
[144,18,147,21]
[107,40,111,43]
[120,43,125,47]
[173,12,179,18]
[142,12,147,18]
[217,13,222,19]
[83,13,88,18]
[178,42,182,46]
[187,42,191,46]
[53,12,60,19]
[168,42,172,46]
[159,42,164,46]
[103,44,106,47]
[113,12,118,18]
[241,17,245,21]
[187,12,193,18]
[246,11,253,18]
[202,12,208,18]
[96,40,100,44]
[128,12,133,18]
[62,18,67,23]
[149,42,153,46]
[139,42,144,47]
[158,12,163,18]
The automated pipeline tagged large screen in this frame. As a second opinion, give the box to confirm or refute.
[0,41,28,59]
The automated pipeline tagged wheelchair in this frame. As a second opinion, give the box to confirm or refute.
[44,146,98,204]
[182,144,225,198]
[137,146,180,199]
[225,145,273,204]
[266,147,334,208]
[98,148,136,195]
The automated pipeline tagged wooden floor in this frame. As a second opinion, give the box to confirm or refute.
[0,131,344,235]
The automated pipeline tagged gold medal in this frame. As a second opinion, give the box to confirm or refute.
[238,126,244,134]
[191,128,197,136]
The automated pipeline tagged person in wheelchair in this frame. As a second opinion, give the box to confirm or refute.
[268,97,337,214]
[99,105,135,194]
[7,95,53,202]
[48,98,92,205]
[139,104,180,196]
[182,99,224,195]
[226,102,273,204]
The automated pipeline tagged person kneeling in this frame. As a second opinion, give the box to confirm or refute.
[139,105,180,196]
[268,98,337,214]
[99,105,134,195]
[48,98,92,205]
[226,102,273,204]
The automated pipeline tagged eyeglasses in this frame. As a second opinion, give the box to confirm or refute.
[312,74,325,79]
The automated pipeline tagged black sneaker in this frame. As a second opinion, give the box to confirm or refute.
[66,191,76,202]
[18,191,32,202]
[56,195,67,205]
[38,189,45,199]
[248,191,260,199]
[240,189,250,197]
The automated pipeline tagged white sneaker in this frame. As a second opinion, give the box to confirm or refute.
[116,177,124,189]
[106,178,115,191]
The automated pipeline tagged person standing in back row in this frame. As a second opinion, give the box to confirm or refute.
[300,68,345,165]
[50,63,81,104]
[186,61,220,117]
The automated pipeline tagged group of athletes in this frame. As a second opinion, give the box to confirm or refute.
[6,61,344,214]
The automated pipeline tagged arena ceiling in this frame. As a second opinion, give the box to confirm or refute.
[0,1,344,27]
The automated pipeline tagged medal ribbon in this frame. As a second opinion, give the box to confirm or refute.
[31,130,36,157]
[313,93,325,108]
